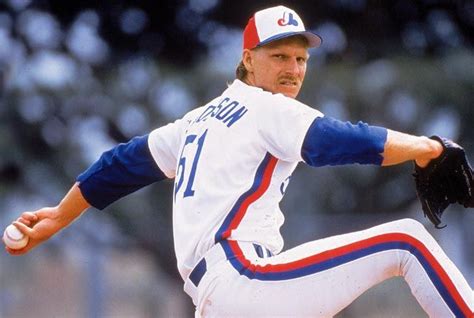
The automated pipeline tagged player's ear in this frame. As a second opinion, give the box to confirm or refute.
[242,49,254,73]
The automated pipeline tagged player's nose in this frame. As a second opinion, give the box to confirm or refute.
[285,58,302,76]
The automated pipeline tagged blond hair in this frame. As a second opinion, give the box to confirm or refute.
[235,60,247,81]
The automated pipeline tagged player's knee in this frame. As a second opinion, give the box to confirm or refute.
[397,218,425,229]
[401,219,431,242]
[386,218,427,237]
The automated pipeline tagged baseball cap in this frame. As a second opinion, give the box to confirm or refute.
[243,5,322,50]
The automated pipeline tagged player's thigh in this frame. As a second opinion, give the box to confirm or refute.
[203,250,403,318]
[202,220,420,317]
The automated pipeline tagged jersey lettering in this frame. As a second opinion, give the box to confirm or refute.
[194,97,248,127]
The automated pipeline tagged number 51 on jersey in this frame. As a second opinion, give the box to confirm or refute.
[174,129,208,200]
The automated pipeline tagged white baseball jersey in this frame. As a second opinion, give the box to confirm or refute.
[148,79,323,280]
[76,78,472,317]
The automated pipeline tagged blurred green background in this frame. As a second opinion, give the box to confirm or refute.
[0,0,473,317]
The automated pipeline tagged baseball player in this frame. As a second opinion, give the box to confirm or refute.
[5,5,473,317]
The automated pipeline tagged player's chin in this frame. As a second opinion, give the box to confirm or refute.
[277,84,301,98]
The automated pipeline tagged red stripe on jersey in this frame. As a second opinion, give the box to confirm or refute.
[222,155,278,239]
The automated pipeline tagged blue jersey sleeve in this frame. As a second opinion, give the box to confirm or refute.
[301,116,387,167]
[77,134,167,210]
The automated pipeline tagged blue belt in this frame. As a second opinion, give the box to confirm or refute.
[189,257,207,287]
[189,243,273,287]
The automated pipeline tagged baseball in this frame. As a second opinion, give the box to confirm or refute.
[3,224,29,250]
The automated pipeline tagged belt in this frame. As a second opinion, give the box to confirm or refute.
[189,256,208,287]
[185,241,274,304]
[189,241,274,288]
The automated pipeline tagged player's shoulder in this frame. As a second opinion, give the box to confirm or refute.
[182,105,208,121]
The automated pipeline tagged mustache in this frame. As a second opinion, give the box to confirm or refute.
[278,76,300,83]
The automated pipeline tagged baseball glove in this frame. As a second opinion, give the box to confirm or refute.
[413,136,474,228]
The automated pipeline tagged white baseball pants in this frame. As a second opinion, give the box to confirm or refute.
[184,218,473,317]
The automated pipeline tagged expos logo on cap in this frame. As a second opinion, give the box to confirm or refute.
[277,12,299,27]
[243,5,322,50]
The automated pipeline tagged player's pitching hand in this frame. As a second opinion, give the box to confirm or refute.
[4,207,65,255]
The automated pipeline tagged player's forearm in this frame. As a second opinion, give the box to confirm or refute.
[381,130,443,167]
[55,182,91,227]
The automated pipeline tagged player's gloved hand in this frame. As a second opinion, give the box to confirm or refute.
[413,136,474,228]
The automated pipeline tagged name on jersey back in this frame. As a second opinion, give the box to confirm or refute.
[193,97,248,128]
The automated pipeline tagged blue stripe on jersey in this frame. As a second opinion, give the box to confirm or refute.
[77,134,167,210]
[214,153,276,243]
[301,116,387,167]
